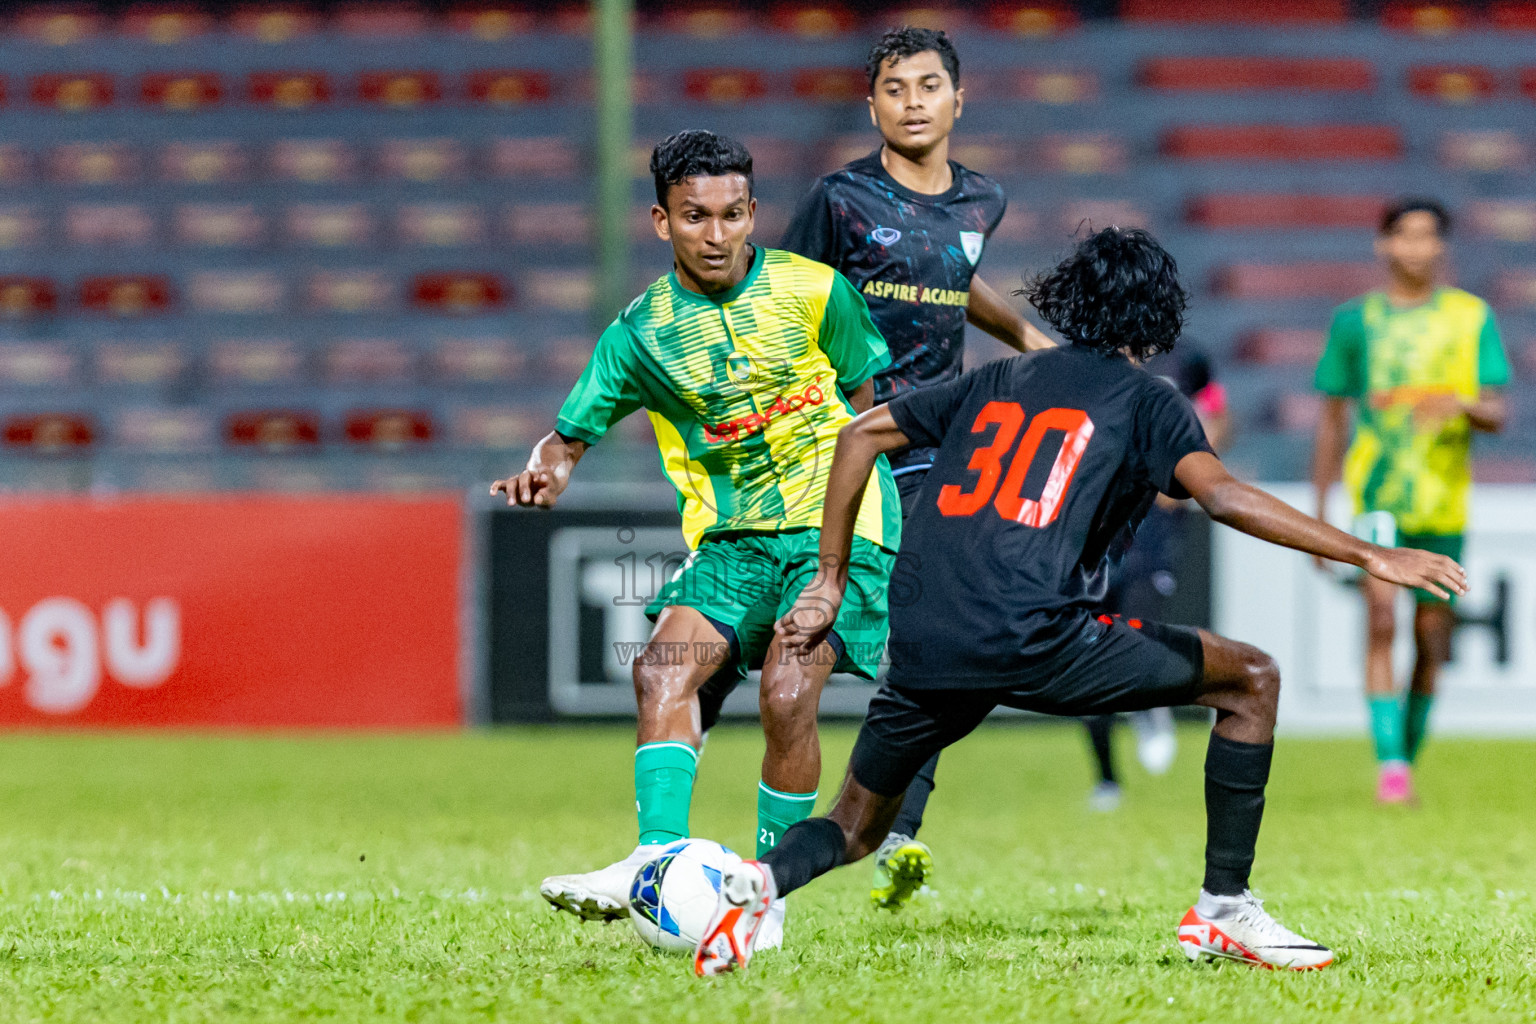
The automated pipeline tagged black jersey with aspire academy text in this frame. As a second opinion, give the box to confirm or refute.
[883,345,1213,689]
[781,151,1007,471]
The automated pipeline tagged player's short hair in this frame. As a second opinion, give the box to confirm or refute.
[1380,197,1451,236]
[865,26,960,92]
[1021,227,1189,361]
[650,130,754,209]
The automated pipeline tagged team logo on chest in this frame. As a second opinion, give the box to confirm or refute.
[960,231,985,265]
[871,226,901,246]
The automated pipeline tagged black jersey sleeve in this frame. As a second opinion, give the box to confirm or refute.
[780,181,837,264]
[886,364,984,448]
[1134,378,1214,499]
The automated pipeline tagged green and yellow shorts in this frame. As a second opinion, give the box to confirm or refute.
[645,528,895,683]
[1398,532,1464,606]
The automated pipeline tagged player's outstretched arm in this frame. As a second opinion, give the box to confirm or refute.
[775,407,911,654]
[967,274,1055,353]
[1175,450,1469,600]
[490,431,589,508]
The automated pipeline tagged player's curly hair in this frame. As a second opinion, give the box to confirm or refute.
[1020,227,1189,361]
[650,129,753,208]
[866,26,960,91]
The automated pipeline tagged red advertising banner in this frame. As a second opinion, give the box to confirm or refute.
[0,497,461,728]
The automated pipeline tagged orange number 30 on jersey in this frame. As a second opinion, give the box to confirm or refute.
[935,402,1095,527]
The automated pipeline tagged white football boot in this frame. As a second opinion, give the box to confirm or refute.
[1178,889,1334,970]
[1131,707,1178,775]
[694,861,776,976]
[754,897,786,949]
[539,844,655,922]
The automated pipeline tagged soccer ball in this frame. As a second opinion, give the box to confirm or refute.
[628,838,741,952]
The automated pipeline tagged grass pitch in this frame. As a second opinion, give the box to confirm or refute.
[0,724,1531,1023]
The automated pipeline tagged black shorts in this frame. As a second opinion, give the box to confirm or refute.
[850,616,1205,796]
[893,465,929,521]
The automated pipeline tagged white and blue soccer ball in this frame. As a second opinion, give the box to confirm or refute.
[628,838,741,952]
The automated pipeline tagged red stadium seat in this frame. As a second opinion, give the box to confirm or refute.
[1520,69,1536,101]
[15,6,104,44]
[230,5,321,42]
[65,203,156,246]
[1140,58,1374,93]
[95,341,189,387]
[983,4,1079,37]
[0,341,79,388]
[398,203,487,247]
[208,338,305,385]
[1438,131,1531,171]
[431,337,527,384]
[768,3,857,36]
[1162,125,1402,162]
[411,273,509,314]
[248,71,333,109]
[653,5,757,35]
[309,271,395,313]
[140,72,222,110]
[1407,65,1498,103]
[344,410,436,448]
[1122,0,1346,24]
[0,277,59,317]
[225,411,321,450]
[682,70,768,105]
[1383,2,1474,34]
[174,203,267,248]
[1035,134,1127,175]
[120,6,214,44]
[1235,329,1326,366]
[886,7,973,31]
[522,270,594,313]
[30,73,113,111]
[325,338,416,384]
[335,2,431,37]
[0,78,9,106]
[285,203,375,247]
[357,71,443,108]
[78,276,173,315]
[1490,2,1536,30]
[188,271,286,314]
[1187,194,1385,229]
[466,70,555,106]
[378,139,466,182]
[791,68,866,104]
[1466,200,1536,242]
[0,207,43,248]
[3,414,94,451]
[112,408,216,453]
[1216,262,1380,300]
[446,5,541,40]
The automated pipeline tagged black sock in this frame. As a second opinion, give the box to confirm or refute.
[1202,733,1273,896]
[1085,715,1116,784]
[888,752,940,838]
[760,817,845,898]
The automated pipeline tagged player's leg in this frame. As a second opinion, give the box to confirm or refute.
[1360,574,1411,801]
[1406,599,1453,764]
[1082,715,1121,811]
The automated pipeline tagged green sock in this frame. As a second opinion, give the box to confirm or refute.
[757,781,817,858]
[635,742,698,846]
[1368,695,1407,764]
[1405,692,1436,764]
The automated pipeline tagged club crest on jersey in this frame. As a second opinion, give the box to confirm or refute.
[871,227,901,246]
[725,351,755,385]
[960,231,985,265]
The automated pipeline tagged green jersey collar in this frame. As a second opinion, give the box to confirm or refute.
[667,244,763,306]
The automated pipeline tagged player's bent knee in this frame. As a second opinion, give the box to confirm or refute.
[1241,649,1281,708]
[759,685,816,731]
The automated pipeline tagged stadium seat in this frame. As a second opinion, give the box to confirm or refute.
[466,70,555,106]
[431,337,527,385]
[448,405,543,449]
[1215,262,1380,300]
[947,136,1016,176]
[445,6,541,40]
[1235,328,1326,366]
[0,207,43,249]
[344,410,436,448]
[160,142,250,184]
[357,71,444,108]
[504,203,589,245]
[1122,0,1346,24]
[79,276,174,316]
[767,4,858,37]
[140,72,222,111]
[1187,194,1384,229]
[209,339,306,386]
[188,271,286,315]
[49,143,138,184]
[248,72,333,109]
[399,204,488,247]
[1490,2,1536,30]
[522,270,594,313]
[310,271,395,314]
[1492,269,1536,308]
[1162,125,1402,162]
[738,136,805,178]
[1473,457,1536,483]
[1383,2,1474,34]
[1467,201,1536,242]
[95,342,189,387]
[1057,200,1149,235]
[1407,65,1498,103]
[886,7,972,31]
[0,277,59,317]
[654,6,757,35]
[30,73,114,110]
[1520,69,1536,101]
[1035,134,1127,174]
[791,69,867,104]
[65,204,155,247]
[1009,69,1098,103]
[174,204,267,247]
[487,138,581,178]
[286,204,375,248]
[411,273,509,314]
[0,146,30,184]
[268,140,356,183]
[378,139,466,182]
[120,6,214,44]
[540,336,595,378]
[682,70,768,105]
[0,341,80,388]
[112,408,216,453]
[230,5,323,43]
[325,338,417,384]
[1438,131,1530,171]
[2,413,95,451]
[16,5,104,44]
[989,205,1038,243]
[225,411,321,451]
[335,2,431,37]
[1140,57,1374,93]
[983,4,1079,36]
[1263,392,1323,433]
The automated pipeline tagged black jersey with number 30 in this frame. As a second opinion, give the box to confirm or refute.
[884,346,1213,688]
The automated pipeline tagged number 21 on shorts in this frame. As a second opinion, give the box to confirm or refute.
[936,402,1095,526]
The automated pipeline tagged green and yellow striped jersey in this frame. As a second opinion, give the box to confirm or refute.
[1315,287,1511,535]
[556,246,901,552]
